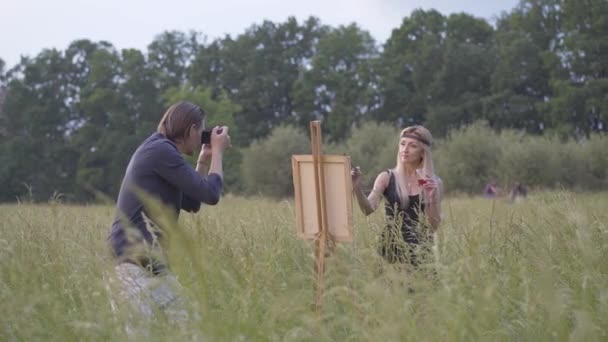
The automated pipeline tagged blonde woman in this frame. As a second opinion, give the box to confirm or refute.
[352,125,443,267]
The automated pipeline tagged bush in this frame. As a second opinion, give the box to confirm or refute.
[434,121,502,194]
[240,125,310,198]
[547,137,587,189]
[499,134,608,191]
[344,122,399,188]
[498,134,561,188]
[581,134,608,190]
[222,148,244,193]
[436,124,607,194]
[240,121,606,197]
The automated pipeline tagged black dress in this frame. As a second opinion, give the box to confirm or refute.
[379,170,433,266]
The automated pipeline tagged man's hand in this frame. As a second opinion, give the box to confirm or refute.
[211,126,231,153]
[197,144,212,164]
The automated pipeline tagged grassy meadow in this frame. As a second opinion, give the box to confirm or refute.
[1,191,607,341]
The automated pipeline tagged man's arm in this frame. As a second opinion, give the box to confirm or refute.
[155,142,223,205]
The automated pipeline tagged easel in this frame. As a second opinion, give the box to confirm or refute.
[292,121,353,314]
[310,121,330,313]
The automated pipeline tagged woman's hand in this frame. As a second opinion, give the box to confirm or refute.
[351,166,362,189]
[422,176,442,231]
[421,176,439,203]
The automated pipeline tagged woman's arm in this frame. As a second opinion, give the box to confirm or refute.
[353,171,389,216]
[423,177,443,232]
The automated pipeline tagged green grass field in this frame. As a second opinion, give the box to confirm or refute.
[1,191,607,341]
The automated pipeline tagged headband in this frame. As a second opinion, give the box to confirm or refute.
[401,132,431,146]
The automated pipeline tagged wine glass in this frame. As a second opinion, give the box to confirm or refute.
[416,168,427,187]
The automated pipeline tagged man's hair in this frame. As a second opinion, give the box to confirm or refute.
[157,101,205,142]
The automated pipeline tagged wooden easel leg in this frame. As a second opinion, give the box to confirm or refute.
[310,120,328,315]
[313,235,325,314]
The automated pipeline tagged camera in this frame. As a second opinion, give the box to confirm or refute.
[200,130,212,145]
[200,128,223,145]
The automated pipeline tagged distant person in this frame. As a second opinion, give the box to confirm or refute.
[509,182,528,202]
[484,180,498,198]
[107,101,230,322]
[351,125,443,269]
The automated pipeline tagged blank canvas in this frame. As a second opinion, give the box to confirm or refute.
[292,155,353,242]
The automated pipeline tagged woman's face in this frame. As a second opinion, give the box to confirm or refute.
[398,136,424,165]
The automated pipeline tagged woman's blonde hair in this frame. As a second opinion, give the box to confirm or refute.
[393,125,437,207]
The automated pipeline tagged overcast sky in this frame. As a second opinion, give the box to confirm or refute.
[0,0,520,68]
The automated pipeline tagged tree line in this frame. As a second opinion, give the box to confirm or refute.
[0,0,606,202]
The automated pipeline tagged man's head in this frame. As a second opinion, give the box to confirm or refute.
[157,101,206,155]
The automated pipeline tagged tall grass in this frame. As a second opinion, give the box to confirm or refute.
[1,192,607,341]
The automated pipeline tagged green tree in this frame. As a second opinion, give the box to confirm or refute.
[562,0,608,80]
[541,79,608,137]
[482,1,562,134]
[0,57,6,124]
[376,10,446,126]
[206,17,328,145]
[0,49,79,201]
[71,46,136,199]
[507,0,563,50]
[483,32,550,132]
[148,31,201,91]
[0,58,5,83]
[120,48,163,138]
[64,40,116,103]
[293,23,379,141]
[426,13,495,136]
[187,40,225,94]
[542,0,608,136]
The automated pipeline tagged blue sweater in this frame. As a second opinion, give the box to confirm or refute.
[107,132,222,268]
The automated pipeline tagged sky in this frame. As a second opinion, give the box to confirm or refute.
[0,0,520,68]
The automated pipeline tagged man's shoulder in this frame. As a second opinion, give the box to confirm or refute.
[131,134,179,166]
[140,133,178,154]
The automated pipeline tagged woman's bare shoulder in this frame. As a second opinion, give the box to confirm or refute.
[374,170,391,186]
